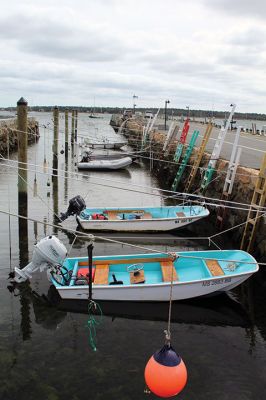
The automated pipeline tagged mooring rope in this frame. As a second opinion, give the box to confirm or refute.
[1,156,265,214]
[9,124,263,179]
[86,301,103,352]
[0,208,265,267]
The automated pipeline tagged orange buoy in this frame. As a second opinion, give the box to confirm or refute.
[144,344,187,398]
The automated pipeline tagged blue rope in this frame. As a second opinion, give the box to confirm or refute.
[86,301,103,351]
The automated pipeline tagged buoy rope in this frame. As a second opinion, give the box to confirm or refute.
[165,254,178,345]
[86,301,103,352]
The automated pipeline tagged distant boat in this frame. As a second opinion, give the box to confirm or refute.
[85,142,127,150]
[77,156,132,170]
[81,138,127,149]
[76,205,210,232]
[88,114,103,119]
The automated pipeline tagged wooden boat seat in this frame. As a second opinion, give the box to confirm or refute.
[176,212,185,218]
[205,259,224,276]
[107,211,119,220]
[142,212,152,219]
[161,261,178,282]
[130,270,145,284]
[94,264,109,284]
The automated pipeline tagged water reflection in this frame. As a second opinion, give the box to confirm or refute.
[8,283,252,334]
[80,168,131,179]
[47,287,251,329]
[18,196,29,267]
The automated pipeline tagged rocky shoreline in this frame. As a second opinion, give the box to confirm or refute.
[0,118,39,155]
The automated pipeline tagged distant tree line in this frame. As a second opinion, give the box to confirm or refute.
[2,106,266,121]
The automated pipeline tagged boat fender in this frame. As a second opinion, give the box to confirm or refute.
[109,273,123,285]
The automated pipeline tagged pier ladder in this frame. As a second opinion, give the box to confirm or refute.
[240,153,266,252]
[200,104,236,194]
[173,118,190,163]
[184,122,213,193]
[171,130,199,191]
[216,126,242,229]
[141,108,160,149]
[163,122,179,155]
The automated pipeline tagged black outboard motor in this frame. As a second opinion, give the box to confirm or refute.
[60,195,86,221]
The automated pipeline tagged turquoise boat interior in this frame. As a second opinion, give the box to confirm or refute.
[53,250,257,287]
[79,206,209,220]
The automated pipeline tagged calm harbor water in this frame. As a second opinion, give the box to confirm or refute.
[0,113,266,400]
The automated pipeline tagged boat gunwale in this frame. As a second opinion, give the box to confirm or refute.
[63,249,258,265]
[53,270,256,291]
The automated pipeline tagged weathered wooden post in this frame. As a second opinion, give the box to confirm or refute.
[52,106,59,231]
[17,97,29,265]
[52,106,59,176]
[74,110,78,142]
[71,110,75,145]
[65,109,69,158]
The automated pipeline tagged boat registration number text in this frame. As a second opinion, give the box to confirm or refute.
[202,278,231,286]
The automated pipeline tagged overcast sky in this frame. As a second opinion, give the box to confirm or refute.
[1,0,266,112]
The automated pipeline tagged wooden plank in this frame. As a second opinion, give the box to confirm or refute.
[205,259,224,276]
[143,212,152,219]
[106,209,145,214]
[130,270,145,284]
[94,264,109,285]
[176,212,185,218]
[78,256,173,266]
[107,211,119,220]
[161,261,178,282]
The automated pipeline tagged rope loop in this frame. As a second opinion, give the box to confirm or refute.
[168,252,178,261]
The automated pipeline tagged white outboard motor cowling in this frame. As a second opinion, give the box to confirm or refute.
[13,235,68,283]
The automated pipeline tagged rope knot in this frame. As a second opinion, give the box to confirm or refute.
[168,252,178,261]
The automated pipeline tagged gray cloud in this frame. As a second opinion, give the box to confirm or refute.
[202,0,266,19]
[0,1,266,112]
[0,13,126,62]
[230,29,266,47]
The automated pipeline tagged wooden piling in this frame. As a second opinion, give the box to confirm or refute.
[52,106,59,176]
[65,109,69,158]
[52,106,59,231]
[74,110,78,142]
[17,97,29,265]
[71,110,75,144]
[17,97,28,199]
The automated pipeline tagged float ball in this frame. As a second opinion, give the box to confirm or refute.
[144,344,187,398]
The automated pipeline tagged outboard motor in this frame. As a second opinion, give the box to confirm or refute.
[60,195,86,221]
[12,236,68,283]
